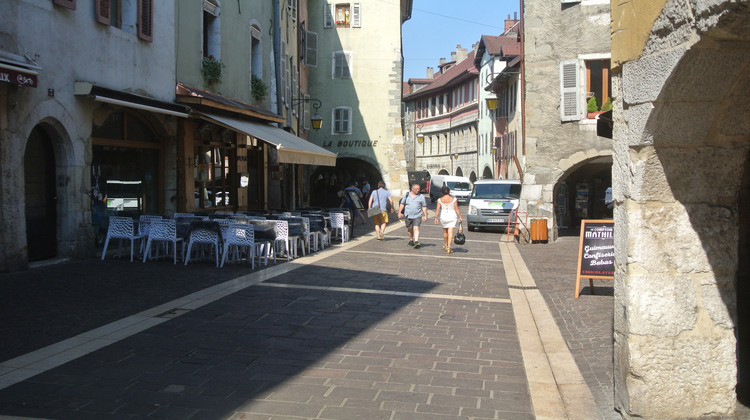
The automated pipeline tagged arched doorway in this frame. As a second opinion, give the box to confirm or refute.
[455,167,463,177]
[482,166,493,179]
[554,156,612,236]
[469,171,477,183]
[309,157,382,208]
[25,125,57,261]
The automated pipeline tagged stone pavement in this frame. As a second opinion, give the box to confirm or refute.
[0,209,621,419]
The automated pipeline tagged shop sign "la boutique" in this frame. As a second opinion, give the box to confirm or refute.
[322,140,378,148]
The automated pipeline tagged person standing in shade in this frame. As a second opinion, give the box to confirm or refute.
[368,181,395,241]
[434,185,462,253]
[397,183,428,248]
[341,180,363,235]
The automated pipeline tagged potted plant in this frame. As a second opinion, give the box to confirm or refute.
[251,75,269,103]
[201,55,225,86]
[600,97,613,112]
[587,95,599,119]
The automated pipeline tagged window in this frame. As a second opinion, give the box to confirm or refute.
[250,24,262,79]
[332,107,352,134]
[304,31,318,67]
[586,59,611,117]
[288,0,297,20]
[281,41,287,104]
[324,2,361,28]
[202,0,220,57]
[332,51,352,79]
[95,0,152,41]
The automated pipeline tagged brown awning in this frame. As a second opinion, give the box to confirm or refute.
[74,82,190,118]
[196,112,337,167]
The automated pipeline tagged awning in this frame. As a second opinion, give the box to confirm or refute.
[74,81,190,118]
[197,112,337,167]
[0,50,41,88]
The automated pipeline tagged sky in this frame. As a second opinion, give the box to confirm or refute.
[401,0,520,81]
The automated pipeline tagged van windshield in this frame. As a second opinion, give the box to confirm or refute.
[472,183,522,199]
[447,181,471,191]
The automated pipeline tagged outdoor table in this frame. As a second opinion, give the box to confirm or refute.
[246,220,277,242]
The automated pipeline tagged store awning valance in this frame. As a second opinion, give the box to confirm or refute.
[74,82,190,118]
[0,50,41,88]
[196,112,337,167]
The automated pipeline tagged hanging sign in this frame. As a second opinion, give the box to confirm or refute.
[0,68,37,88]
[575,219,614,298]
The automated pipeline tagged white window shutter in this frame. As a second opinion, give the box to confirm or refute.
[560,60,580,121]
[305,31,318,67]
[324,3,333,28]
[351,3,361,28]
[281,42,287,104]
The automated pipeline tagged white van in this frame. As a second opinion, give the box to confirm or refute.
[467,179,522,231]
[429,175,472,203]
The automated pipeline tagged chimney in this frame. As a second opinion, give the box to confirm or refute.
[455,45,468,63]
[426,67,433,79]
[450,51,456,62]
[505,13,519,33]
[439,58,446,66]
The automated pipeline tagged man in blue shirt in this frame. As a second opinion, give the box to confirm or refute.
[397,183,428,248]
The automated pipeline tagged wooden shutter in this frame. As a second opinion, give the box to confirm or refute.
[137,0,153,42]
[303,94,310,130]
[305,31,318,67]
[95,0,111,25]
[53,0,76,10]
[281,42,287,104]
[351,3,361,28]
[560,60,580,121]
[324,3,333,28]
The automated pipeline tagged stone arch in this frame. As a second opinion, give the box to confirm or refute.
[309,156,383,208]
[455,167,463,177]
[552,153,612,237]
[614,2,750,417]
[482,165,493,179]
[469,171,477,183]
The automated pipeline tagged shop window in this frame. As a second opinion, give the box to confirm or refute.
[193,124,237,209]
[91,111,161,215]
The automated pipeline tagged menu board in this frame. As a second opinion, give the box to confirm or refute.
[575,219,614,298]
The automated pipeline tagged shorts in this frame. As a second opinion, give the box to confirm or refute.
[373,211,389,225]
[404,217,422,229]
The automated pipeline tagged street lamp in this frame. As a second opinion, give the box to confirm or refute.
[485,95,498,111]
[416,123,424,143]
[453,153,459,160]
[290,97,323,130]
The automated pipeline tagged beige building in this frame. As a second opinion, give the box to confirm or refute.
[306,0,413,206]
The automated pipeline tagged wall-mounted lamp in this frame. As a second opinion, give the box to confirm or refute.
[290,97,324,130]
[416,123,424,143]
[453,153,460,160]
[485,95,498,111]
[491,146,498,155]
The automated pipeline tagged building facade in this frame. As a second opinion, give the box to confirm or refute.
[611,0,750,417]
[0,0,337,272]
[404,46,480,185]
[522,0,612,238]
[306,0,413,206]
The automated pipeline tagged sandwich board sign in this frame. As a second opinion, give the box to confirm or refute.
[575,219,614,298]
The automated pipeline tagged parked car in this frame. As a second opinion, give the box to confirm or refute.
[429,175,472,203]
[467,179,522,231]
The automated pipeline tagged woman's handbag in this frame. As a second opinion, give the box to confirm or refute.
[367,190,382,217]
[454,221,466,245]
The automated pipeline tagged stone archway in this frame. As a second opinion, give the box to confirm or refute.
[309,157,382,208]
[24,124,58,261]
[482,166,493,180]
[613,2,750,417]
[553,156,612,237]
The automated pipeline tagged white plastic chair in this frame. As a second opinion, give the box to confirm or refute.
[271,219,294,262]
[142,219,184,264]
[220,224,255,269]
[330,212,349,243]
[101,216,147,262]
[184,225,221,267]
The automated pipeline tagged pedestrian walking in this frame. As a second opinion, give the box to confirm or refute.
[434,185,463,253]
[397,183,428,248]
[368,181,395,241]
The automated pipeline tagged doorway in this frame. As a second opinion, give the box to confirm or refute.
[24,125,57,261]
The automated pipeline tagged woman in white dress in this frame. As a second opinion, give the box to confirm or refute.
[434,186,463,253]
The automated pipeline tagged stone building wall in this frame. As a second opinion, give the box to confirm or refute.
[522,0,612,236]
[612,0,750,417]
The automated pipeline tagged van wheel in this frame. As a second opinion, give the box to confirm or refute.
[468,224,476,232]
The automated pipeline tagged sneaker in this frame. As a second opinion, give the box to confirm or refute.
[413,241,421,249]
[407,240,415,247]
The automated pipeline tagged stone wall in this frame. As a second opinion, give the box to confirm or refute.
[612,0,750,417]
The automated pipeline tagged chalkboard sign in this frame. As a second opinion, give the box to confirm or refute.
[346,189,365,210]
[575,219,614,298]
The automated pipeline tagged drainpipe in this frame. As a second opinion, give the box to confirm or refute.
[519,0,525,184]
[273,0,283,119]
